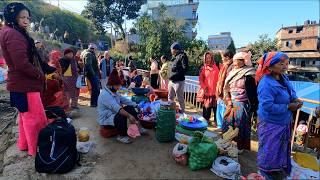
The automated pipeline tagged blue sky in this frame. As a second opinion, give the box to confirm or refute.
[45,0,319,47]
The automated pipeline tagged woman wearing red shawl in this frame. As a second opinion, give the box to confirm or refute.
[198,52,219,126]
[42,50,69,111]
[256,52,302,179]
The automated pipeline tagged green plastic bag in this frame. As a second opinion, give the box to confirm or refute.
[188,132,218,171]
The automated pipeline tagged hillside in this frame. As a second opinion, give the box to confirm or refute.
[0,0,103,44]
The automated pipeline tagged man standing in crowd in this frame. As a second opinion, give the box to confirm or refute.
[168,42,189,113]
[83,43,100,107]
[100,51,114,89]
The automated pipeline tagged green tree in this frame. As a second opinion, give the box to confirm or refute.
[83,0,145,40]
[134,4,187,61]
[249,34,279,63]
[227,40,236,55]
[0,0,98,44]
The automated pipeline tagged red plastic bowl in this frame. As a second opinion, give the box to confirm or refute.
[154,89,168,99]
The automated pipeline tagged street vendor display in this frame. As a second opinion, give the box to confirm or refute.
[131,87,150,104]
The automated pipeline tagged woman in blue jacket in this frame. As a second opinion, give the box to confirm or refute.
[256,52,302,179]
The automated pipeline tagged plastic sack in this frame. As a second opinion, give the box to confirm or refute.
[127,124,141,138]
[289,158,320,179]
[175,132,192,144]
[188,132,218,170]
[172,143,188,166]
[210,156,241,179]
[76,75,87,89]
[77,141,93,153]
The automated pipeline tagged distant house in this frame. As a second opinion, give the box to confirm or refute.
[276,20,320,80]
[148,0,199,39]
[208,32,233,51]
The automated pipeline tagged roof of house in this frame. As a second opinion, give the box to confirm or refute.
[276,23,319,34]
[286,51,320,58]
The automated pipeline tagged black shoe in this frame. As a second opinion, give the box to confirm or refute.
[90,104,97,107]
[72,106,80,110]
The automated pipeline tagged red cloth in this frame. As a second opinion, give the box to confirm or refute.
[199,63,219,108]
[199,64,219,96]
[0,26,44,92]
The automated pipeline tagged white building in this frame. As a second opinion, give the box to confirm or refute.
[148,0,199,39]
[208,32,233,51]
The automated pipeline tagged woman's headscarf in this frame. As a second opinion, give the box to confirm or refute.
[255,52,288,84]
[203,51,215,66]
[49,50,62,74]
[233,51,252,67]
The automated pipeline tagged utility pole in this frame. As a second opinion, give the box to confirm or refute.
[58,0,60,8]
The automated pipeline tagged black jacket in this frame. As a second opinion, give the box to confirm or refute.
[169,51,189,82]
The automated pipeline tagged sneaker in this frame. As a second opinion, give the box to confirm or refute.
[90,104,97,108]
[72,106,80,110]
[116,136,133,144]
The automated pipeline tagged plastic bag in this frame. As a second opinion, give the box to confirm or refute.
[77,141,93,153]
[188,132,218,170]
[210,156,241,179]
[173,143,188,166]
[76,75,86,89]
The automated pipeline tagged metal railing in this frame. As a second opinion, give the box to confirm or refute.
[184,78,201,110]
[291,98,320,153]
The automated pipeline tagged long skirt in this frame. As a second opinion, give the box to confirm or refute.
[17,92,47,156]
[222,101,251,150]
[257,121,291,176]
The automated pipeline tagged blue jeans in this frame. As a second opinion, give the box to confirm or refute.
[215,98,226,129]
[88,75,100,106]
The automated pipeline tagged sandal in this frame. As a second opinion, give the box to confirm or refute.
[139,127,148,135]
[117,136,133,144]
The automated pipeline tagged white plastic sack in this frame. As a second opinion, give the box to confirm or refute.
[175,132,192,144]
[76,141,93,153]
[173,143,188,156]
[76,75,86,89]
[288,159,320,179]
[210,156,241,179]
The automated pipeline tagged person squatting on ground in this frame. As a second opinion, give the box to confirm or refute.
[97,69,147,144]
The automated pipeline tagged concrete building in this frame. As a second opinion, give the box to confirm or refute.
[208,32,233,51]
[276,20,320,80]
[148,0,199,39]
